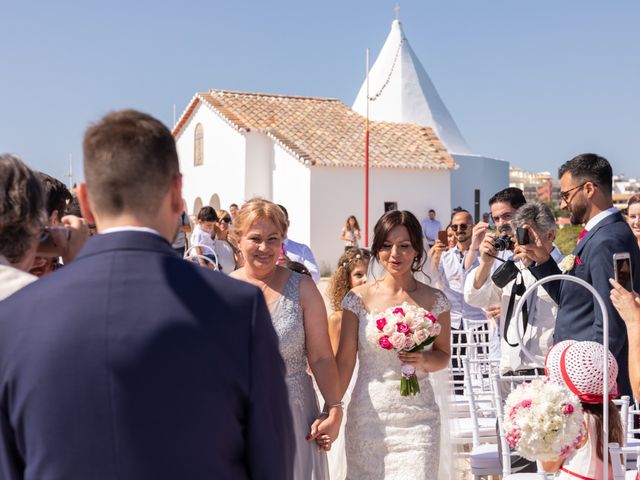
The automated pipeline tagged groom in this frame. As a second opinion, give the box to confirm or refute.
[524,153,640,398]
[0,110,294,479]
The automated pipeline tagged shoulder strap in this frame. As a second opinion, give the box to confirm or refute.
[503,273,529,348]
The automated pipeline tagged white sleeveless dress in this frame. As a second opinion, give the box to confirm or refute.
[270,272,329,480]
[341,290,450,479]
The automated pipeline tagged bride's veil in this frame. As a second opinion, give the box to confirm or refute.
[366,253,456,480]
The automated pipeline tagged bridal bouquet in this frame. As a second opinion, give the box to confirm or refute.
[366,302,441,396]
[503,378,584,461]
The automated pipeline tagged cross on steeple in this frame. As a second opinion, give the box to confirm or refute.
[394,3,400,21]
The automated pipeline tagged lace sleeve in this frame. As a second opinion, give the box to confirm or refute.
[341,290,365,316]
[432,289,451,318]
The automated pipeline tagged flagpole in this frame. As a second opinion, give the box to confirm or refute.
[365,48,370,248]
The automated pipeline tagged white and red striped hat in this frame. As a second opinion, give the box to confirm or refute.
[545,340,618,404]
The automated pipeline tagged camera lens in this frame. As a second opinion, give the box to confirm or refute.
[492,235,515,252]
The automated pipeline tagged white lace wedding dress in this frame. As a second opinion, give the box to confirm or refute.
[341,290,450,479]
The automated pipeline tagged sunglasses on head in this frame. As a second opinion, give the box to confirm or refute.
[221,217,232,223]
[450,224,469,232]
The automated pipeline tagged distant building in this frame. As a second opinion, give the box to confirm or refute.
[509,167,560,206]
[613,175,640,211]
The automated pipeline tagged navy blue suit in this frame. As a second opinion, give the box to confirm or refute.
[0,231,294,480]
[530,212,640,397]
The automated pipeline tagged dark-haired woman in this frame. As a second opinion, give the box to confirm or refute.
[335,210,451,478]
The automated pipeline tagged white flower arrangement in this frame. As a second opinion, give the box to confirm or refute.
[558,254,577,273]
[503,378,584,461]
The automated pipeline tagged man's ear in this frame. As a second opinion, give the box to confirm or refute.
[77,184,97,225]
[170,173,183,215]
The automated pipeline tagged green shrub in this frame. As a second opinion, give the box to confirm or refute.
[555,225,582,255]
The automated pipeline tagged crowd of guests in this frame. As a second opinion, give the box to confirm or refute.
[1,107,639,479]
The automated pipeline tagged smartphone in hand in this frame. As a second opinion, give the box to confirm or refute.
[437,230,448,244]
[613,252,634,292]
[516,227,530,245]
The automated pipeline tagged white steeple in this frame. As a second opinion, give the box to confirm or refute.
[352,19,471,155]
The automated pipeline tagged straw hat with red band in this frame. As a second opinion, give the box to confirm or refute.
[545,341,619,404]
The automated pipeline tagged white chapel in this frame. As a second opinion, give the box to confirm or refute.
[352,19,509,217]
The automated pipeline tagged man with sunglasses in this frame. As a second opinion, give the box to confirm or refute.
[435,210,487,394]
[523,153,640,398]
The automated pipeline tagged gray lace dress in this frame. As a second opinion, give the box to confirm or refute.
[269,271,329,480]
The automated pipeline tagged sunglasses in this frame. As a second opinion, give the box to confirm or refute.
[220,217,232,224]
[450,224,469,232]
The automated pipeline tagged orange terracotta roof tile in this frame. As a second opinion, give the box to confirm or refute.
[173,89,456,170]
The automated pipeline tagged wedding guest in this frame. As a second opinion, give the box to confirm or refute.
[29,172,74,276]
[231,198,342,478]
[229,203,239,220]
[278,204,320,283]
[215,208,237,273]
[542,341,622,479]
[327,248,371,353]
[0,155,43,300]
[0,110,294,479]
[627,194,640,249]
[421,208,442,248]
[171,209,192,258]
[523,153,640,398]
[447,224,457,249]
[336,210,452,478]
[189,206,220,269]
[339,215,361,251]
[609,277,640,399]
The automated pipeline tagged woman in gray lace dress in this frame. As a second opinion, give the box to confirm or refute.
[336,210,452,479]
[231,199,342,479]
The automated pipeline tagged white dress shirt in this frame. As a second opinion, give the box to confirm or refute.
[438,247,487,329]
[584,206,618,231]
[464,247,564,373]
[283,238,320,284]
[0,255,38,301]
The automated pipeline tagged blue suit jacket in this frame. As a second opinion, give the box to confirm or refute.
[530,212,640,397]
[0,232,294,480]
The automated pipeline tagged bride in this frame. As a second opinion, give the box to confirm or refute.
[336,210,451,478]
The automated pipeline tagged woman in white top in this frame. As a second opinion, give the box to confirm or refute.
[339,215,361,251]
[215,209,237,274]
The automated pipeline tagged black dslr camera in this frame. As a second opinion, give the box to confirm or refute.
[493,235,515,252]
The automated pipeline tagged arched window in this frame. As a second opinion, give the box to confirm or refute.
[194,123,204,166]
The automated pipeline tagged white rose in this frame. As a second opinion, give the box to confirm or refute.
[382,322,396,336]
[389,332,406,350]
[432,323,442,336]
[404,335,416,350]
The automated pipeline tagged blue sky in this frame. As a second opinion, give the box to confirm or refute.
[2,0,639,184]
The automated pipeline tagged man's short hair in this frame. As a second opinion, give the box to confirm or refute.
[489,187,526,210]
[0,154,45,263]
[513,202,556,235]
[558,153,613,195]
[36,172,72,218]
[83,110,179,217]
[428,209,436,214]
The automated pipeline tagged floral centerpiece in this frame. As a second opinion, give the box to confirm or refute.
[366,302,441,396]
[503,378,584,461]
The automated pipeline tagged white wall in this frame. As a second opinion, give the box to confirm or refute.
[244,132,274,200]
[272,145,311,245]
[310,166,452,274]
[451,154,510,221]
[175,103,247,215]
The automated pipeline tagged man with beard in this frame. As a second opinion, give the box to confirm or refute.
[433,210,486,393]
[523,153,640,398]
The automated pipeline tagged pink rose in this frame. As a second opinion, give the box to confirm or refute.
[413,329,428,345]
[562,403,574,415]
[376,318,387,331]
[404,336,416,350]
[396,322,410,334]
[389,332,406,350]
[425,312,437,323]
[575,256,582,266]
[393,307,405,316]
[379,336,393,350]
[520,399,532,409]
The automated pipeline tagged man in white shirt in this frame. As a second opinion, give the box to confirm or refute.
[421,209,442,248]
[277,204,320,283]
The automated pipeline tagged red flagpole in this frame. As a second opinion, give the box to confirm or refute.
[365,48,370,247]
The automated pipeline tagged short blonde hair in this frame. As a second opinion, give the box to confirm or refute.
[233,198,288,239]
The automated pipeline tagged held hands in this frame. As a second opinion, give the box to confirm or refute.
[307,405,343,451]
[609,278,640,328]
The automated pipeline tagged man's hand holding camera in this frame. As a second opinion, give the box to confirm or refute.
[514,225,553,268]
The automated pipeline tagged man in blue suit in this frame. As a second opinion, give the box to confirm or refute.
[523,153,640,397]
[0,110,295,479]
